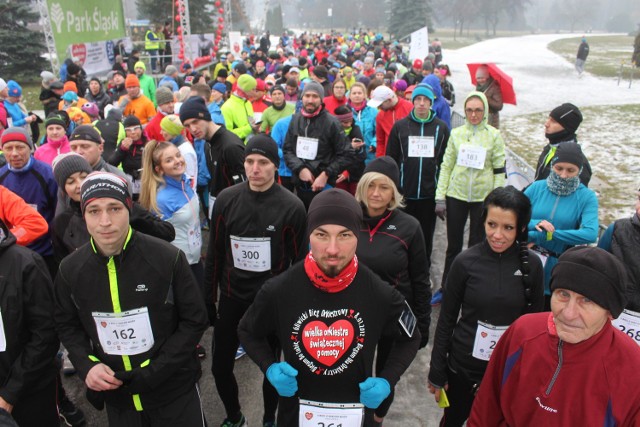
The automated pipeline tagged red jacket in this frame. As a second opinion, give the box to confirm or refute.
[375,97,412,157]
[468,312,640,427]
[323,95,347,116]
[0,185,48,246]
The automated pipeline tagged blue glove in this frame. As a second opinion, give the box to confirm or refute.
[359,377,391,409]
[266,362,298,397]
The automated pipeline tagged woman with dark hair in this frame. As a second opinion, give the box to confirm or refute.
[355,156,431,426]
[428,186,545,427]
[334,104,365,195]
[323,78,348,115]
[438,64,455,107]
[109,115,148,200]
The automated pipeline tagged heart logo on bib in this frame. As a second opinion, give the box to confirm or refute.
[301,320,354,367]
[101,322,107,328]
[234,243,239,249]
[305,412,313,420]
[481,332,488,338]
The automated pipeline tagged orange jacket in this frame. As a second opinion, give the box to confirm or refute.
[0,185,48,246]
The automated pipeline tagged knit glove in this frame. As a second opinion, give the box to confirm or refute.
[266,362,298,397]
[359,377,391,408]
[435,200,447,221]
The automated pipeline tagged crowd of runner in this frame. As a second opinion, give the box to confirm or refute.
[0,28,639,427]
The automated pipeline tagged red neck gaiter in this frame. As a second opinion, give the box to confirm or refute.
[301,105,323,119]
[304,252,358,293]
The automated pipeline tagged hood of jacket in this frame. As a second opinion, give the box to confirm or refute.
[423,74,443,99]
[463,91,489,128]
[0,218,16,254]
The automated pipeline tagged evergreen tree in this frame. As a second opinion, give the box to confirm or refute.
[388,0,434,39]
[266,4,284,34]
[0,0,48,78]
[136,0,214,34]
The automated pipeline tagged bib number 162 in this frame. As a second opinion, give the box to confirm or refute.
[112,328,136,340]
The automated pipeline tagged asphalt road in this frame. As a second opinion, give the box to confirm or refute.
[62,220,451,427]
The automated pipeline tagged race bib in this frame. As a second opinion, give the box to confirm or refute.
[408,136,434,158]
[0,310,6,352]
[93,308,154,356]
[230,236,271,272]
[612,309,640,347]
[472,321,508,361]
[530,246,549,267]
[457,145,487,170]
[299,399,364,427]
[28,203,39,212]
[188,224,202,253]
[253,112,263,123]
[297,137,319,161]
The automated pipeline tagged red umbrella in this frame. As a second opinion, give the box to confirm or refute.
[467,63,517,105]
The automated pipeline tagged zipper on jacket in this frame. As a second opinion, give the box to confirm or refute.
[544,340,563,396]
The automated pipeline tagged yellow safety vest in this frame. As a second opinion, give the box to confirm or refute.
[145,31,159,50]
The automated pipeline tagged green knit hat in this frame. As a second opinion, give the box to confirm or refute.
[160,115,184,136]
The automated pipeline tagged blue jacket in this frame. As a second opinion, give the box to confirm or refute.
[0,158,58,256]
[270,115,293,178]
[422,75,451,130]
[3,101,28,127]
[207,102,226,126]
[157,76,179,92]
[349,103,378,164]
[524,180,598,291]
[156,175,201,264]
[193,138,211,187]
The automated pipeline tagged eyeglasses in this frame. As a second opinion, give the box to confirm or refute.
[465,108,484,115]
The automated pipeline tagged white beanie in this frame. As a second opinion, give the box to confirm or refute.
[0,78,6,92]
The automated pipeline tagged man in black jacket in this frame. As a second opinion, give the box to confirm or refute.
[533,103,592,187]
[0,218,59,426]
[180,96,246,219]
[283,81,351,209]
[54,172,208,426]
[239,189,420,426]
[206,135,306,427]
[386,84,449,262]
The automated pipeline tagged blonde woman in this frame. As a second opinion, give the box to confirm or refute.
[140,140,203,288]
[354,156,431,425]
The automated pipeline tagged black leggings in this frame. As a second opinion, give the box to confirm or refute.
[211,295,279,422]
[438,367,479,427]
[403,198,437,262]
[441,197,485,287]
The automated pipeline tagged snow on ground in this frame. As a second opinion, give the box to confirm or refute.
[443,33,639,116]
[441,33,640,224]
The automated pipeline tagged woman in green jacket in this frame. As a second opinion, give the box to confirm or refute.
[434,91,506,298]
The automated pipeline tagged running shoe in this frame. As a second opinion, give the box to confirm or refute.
[431,288,443,306]
[62,351,76,375]
[58,396,86,427]
[220,413,247,427]
[235,345,247,360]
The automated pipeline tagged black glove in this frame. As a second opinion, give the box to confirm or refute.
[115,367,153,394]
[206,302,218,327]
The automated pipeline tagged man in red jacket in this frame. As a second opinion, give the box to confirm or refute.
[368,86,412,157]
[468,247,640,427]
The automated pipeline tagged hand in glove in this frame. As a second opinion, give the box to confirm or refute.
[266,362,298,397]
[359,377,391,408]
[435,200,447,221]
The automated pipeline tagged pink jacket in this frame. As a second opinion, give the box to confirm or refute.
[34,136,70,165]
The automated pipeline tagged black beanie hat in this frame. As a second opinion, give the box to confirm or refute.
[549,103,583,135]
[550,246,628,318]
[45,113,67,129]
[123,115,141,128]
[363,156,400,190]
[245,135,280,167]
[81,171,133,214]
[552,142,584,169]
[70,124,103,144]
[179,96,212,123]
[307,189,363,237]
[52,152,92,189]
[217,68,228,78]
